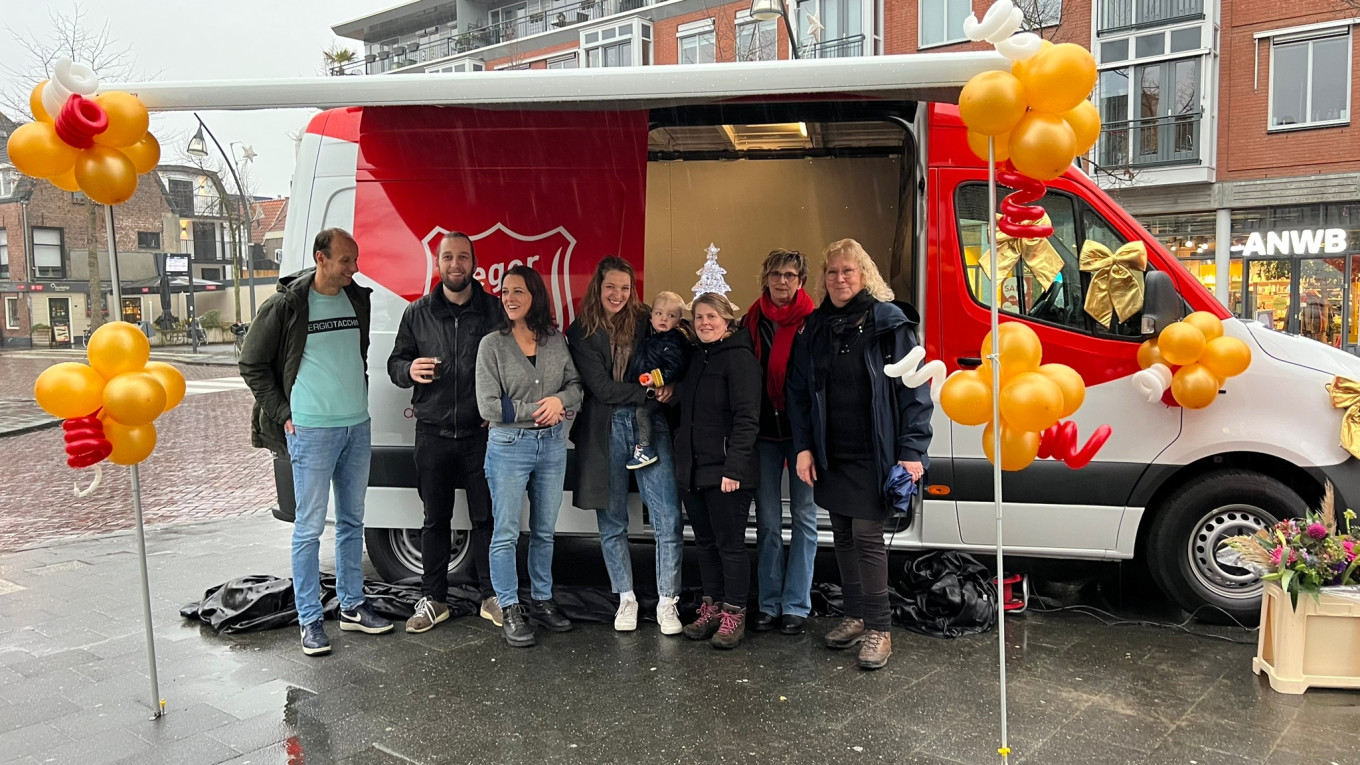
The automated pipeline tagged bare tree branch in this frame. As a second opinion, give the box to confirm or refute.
[0,3,140,121]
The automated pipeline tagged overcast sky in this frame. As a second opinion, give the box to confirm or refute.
[0,0,382,198]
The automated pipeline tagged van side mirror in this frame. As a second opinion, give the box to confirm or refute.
[1140,270,1180,336]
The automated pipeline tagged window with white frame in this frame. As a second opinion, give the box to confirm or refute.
[919,0,970,48]
[4,296,19,329]
[677,19,716,65]
[736,11,777,61]
[0,229,7,279]
[1095,22,1207,169]
[430,59,485,73]
[547,53,578,69]
[582,20,652,67]
[0,169,12,198]
[1269,27,1352,130]
[33,227,64,279]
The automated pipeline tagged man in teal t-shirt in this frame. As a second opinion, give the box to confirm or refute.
[239,228,394,656]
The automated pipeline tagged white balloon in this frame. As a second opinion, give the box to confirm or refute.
[963,0,1019,42]
[1131,363,1173,403]
[883,346,947,402]
[997,32,1045,61]
[39,58,100,120]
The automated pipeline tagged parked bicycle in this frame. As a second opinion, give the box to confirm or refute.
[230,322,250,358]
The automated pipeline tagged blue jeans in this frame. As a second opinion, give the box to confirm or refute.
[287,419,371,627]
[484,424,567,607]
[597,408,683,598]
[754,439,818,617]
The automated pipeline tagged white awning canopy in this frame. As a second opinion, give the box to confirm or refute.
[109,53,1007,113]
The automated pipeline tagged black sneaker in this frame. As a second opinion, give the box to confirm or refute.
[502,603,536,647]
[339,603,394,634]
[529,599,573,632]
[300,621,331,656]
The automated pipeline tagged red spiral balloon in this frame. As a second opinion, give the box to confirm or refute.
[63,414,112,469]
[997,163,1055,239]
[54,94,109,150]
[1037,420,1112,469]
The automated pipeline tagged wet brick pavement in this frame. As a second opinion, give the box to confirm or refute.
[0,514,1357,765]
[0,355,273,553]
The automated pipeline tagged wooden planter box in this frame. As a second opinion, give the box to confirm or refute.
[1253,581,1360,694]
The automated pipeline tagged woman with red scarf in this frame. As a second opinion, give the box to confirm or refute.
[742,249,817,635]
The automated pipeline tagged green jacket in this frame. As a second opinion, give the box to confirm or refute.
[238,268,372,453]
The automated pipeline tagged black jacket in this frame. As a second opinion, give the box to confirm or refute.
[625,326,691,387]
[566,314,651,510]
[387,281,501,438]
[673,330,762,492]
[786,297,933,490]
[239,268,372,453]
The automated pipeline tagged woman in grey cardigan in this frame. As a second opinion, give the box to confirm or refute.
[476,266,583,648]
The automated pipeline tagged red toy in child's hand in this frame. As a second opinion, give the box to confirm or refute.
[639,368,665,387]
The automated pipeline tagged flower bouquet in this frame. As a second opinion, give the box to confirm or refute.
[1219,484,1360,610]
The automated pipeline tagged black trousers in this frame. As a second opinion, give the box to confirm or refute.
[830,512,891,630]
[683,487,754,608]
[414,428,494,601]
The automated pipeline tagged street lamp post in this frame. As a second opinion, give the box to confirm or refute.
[187,116,253,326]
[750,0,801,59]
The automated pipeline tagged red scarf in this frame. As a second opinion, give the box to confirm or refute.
[746,289,815,411]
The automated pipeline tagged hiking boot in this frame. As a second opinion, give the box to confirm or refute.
[614,596,639,632]
[405,597,449,634]
[858,629,892,670]
[683,597,723,641]
[530,599,573,632]
[501,604,536,648]
[824,617,866,649]
[657,596,683,636]
[711,605,746,650]
[480,596,503,627]
[780,614,807,635]
[339,603,394,634]
[300,621,330,657]
[751,611,778,632]
[626,445,659,470]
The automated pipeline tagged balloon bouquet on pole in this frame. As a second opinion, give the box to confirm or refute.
[882,2,1111,761]
[12,60,174,721]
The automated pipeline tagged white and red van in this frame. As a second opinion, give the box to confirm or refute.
[132,55,1360,623]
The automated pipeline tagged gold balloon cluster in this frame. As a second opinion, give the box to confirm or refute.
[1135,312,1252,410]
[5,60,160,206]
[939,323,1088,471]
[959,40,1100,181]
[34,322,185,467]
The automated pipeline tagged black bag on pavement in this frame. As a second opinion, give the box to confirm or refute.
[892,551,997,638]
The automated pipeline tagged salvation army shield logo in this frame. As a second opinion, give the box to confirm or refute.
[421,223,578,329]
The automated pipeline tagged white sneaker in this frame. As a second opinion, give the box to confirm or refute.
[614,597,639,632]
[657,596,682,636]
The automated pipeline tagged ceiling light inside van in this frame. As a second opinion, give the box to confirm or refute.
[720,122,815,151]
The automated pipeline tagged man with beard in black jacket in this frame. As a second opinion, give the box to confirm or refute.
[388,232,502,633]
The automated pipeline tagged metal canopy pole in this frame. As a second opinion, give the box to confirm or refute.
[987,137,1010,763]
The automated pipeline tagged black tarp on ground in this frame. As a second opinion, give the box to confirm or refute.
[181,551,998,637]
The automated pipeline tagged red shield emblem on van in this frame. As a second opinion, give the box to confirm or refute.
[421,224,579,329]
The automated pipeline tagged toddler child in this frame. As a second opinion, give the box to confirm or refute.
[625,291,691,469]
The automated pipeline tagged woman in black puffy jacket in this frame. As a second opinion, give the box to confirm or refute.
[672,292,762,649]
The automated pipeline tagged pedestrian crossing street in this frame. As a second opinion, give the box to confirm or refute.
[185,376,250,396]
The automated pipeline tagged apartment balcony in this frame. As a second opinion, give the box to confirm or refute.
[333,0,653,75]
[1096,112,1202,172]
[805,34,864,59]
[1098,0,1204,35]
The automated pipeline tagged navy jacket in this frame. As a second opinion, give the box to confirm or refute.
[626,326,691,387]
[786,299,934,491]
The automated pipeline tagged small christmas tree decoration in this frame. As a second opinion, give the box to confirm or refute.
[691,242,734,304]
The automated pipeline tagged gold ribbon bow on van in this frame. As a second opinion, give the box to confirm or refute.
[1326,376,1360,459]
[1079,240,1148,328]
[979,214,1062,294]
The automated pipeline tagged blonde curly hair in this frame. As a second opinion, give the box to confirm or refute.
[821,239,894,303]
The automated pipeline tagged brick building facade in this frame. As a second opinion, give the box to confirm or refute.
[331,0,1360,350]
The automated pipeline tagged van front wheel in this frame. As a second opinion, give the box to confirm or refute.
[1146,470,1307,625]
[364,527,472,584]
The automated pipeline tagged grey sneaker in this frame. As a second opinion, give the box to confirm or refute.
[300,621,330,656]
[480,596,504,627]
[405,597,450,634]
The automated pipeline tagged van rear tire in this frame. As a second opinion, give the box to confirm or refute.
[1146,469,1307,626]
[364,527,473,584]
